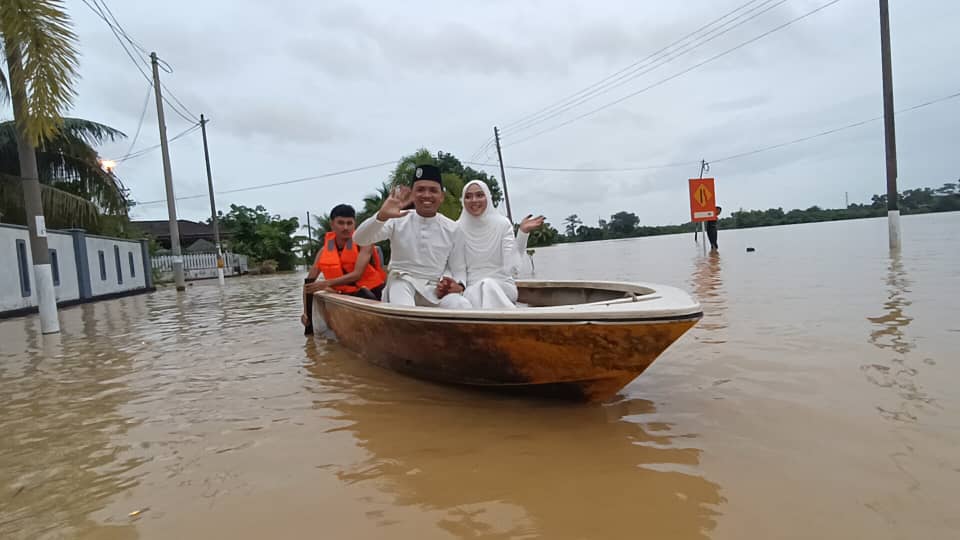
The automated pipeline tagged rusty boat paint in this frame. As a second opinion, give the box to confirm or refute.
[311,280,702,402]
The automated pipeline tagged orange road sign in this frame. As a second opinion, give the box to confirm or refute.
[689,178,717,222]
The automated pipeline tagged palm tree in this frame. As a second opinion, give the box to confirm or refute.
[0,117,129,228]
[2,0,81,333]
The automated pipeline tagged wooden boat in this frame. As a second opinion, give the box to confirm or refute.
[311,280,702,402]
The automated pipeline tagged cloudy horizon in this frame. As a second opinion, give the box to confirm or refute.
[9,0,957,232]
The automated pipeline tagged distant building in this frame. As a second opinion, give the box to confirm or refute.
[132,220,230,250]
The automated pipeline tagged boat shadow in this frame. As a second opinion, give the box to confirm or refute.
[302,338,725,539]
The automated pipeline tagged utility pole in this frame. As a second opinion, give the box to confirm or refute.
[879,0,901,249]
[5,48,59,333]
[306,212,313,265]
[493,126,515,224]
[151,52,186,291]
[199,114,224,285]
[695,160,710,244]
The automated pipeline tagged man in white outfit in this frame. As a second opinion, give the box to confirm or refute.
[353,164,472,309]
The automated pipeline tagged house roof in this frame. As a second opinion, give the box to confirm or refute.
[132,219,220,238]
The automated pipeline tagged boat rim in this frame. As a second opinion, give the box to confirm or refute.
[315,279,703,323]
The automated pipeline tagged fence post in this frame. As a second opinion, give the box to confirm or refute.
[140,239,154,290]
[69,229,93,301]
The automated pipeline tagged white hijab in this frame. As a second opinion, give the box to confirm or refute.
[457,180,517,282]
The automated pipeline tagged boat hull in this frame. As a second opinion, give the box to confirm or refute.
[313,288,699,402]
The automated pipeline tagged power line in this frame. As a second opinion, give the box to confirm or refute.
[128,88,959,211]
[120,82,152,160]
[134,161,397,206]
[81,0,200,124]
[93,0,150,56]
[502,0,788,137]
[464,89,960,173]
[115,123,201,163]
[463,160,700,172]
[710,89,960,164]
[467,136,496,163]
[504,0,842,149]
[500,0,769,132]
[465,1,781,161]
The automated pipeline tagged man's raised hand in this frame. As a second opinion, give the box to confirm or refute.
[377,185,414,220]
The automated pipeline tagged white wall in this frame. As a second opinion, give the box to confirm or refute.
[85,235,146,296]
[46,233,80,303]
[0,226,80,312]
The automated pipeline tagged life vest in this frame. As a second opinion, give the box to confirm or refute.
[314,232,386,293]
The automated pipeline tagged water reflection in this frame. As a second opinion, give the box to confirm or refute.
[689,252,727,344]
[862,253,936,423]
[0,303,144,540]
[303,340,725,540]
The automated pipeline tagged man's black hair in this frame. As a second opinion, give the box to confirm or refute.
[330,204,356,220]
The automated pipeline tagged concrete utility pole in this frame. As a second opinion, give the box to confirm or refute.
[200,114,224,285]
[698,160,709,244]
[879,0,901,249]
[493,126,515,224]
[151,52,186,291]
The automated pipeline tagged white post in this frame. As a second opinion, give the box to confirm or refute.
[888,210,901,250]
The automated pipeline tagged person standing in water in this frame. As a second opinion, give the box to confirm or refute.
[706,206,722,251]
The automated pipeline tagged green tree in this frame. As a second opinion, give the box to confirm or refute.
[607,211,639,237]
[219,204,300,271]
[1,117,131,232]
[387,148,503,220]
[527,220,560,247]
[563,214,582,237]
[358,182,392,223]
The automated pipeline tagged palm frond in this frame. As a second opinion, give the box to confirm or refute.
[0,118,130,214]
[1,172,99,225]
[57,117,126,146]
[0,0,79,145]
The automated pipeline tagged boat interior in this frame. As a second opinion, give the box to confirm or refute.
[516,282,656,307]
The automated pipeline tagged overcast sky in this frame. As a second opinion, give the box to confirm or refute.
[17,0,959,231]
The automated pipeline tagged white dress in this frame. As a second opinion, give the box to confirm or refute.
[458,181,529,310]
[353,211,471,309]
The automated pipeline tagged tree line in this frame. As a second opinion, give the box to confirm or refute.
[557,182,960,244]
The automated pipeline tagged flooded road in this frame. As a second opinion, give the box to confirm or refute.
[2,212,958,539]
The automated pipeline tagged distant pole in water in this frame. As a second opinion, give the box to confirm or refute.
[200,114,225,285]
[879,0,901,249]
[493,126,515,224]
[151,52,186,292]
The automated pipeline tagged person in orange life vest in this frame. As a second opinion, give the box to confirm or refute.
[301,204,386,332]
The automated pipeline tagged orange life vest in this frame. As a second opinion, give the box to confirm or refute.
[314,232,386,293]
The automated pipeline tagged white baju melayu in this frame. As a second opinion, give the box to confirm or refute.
[353,211,472,309]
[458,180,529,310]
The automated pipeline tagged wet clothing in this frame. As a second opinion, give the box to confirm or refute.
[705,220,719,250]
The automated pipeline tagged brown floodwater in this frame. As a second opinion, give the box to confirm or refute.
[1,213,958,540]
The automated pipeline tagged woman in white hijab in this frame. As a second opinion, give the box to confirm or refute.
[457,180,543,309]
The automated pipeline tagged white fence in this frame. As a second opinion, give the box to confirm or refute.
[152,252,248,281]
